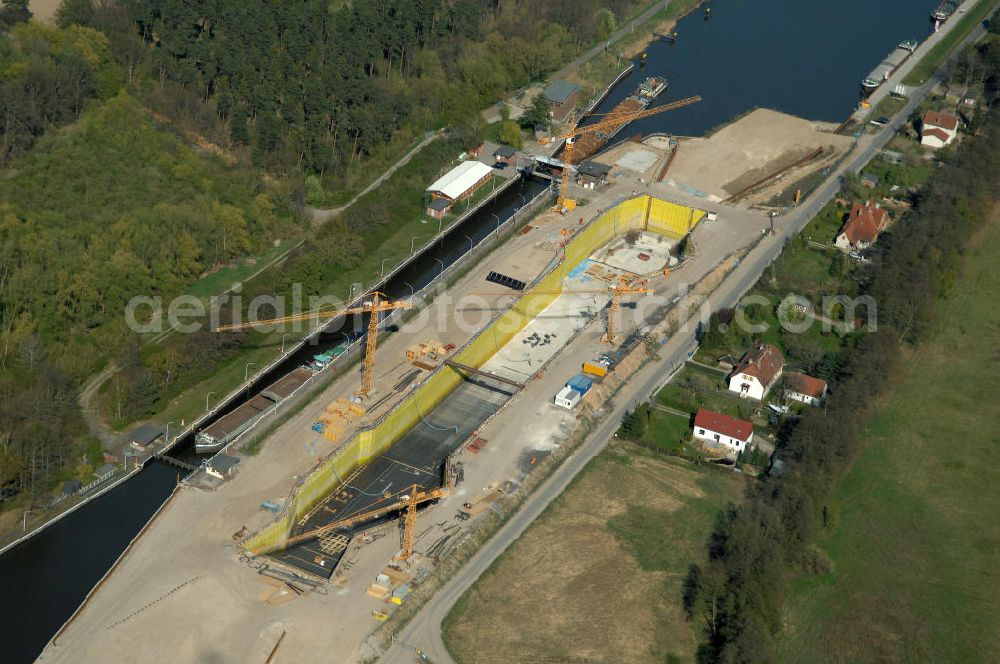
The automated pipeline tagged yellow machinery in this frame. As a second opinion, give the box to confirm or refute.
[473,276,652,344]
[602,275,650,344]
[282,483,445,562]
[215,292,412,399]
[541,95,702,211]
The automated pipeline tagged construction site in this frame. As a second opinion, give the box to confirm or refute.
[39,94,800,663]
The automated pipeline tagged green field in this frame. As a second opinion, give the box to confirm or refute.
[777,209,1000,663]
[444,443,744,663]
[903,0,999,86]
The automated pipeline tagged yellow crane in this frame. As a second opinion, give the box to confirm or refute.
[542,95,702,211]
[214,291,413,399]
[278,483,446,562]
[472,275,652,344]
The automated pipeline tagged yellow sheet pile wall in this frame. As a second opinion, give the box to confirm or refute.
[243,195,702,555]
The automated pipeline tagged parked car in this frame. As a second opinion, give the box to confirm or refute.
[466,437,488,453]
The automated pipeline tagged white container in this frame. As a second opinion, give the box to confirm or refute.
[554,386,581,410]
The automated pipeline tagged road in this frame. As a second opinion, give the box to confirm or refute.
[378,14,998,664]
[307,130,444,225]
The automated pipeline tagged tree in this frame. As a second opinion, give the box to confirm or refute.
[518,94,552,130]
[497,120,523,148]
[56,0,95,28]
[0,0,31,27]
[596,9,616,41]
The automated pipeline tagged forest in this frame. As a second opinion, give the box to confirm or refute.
[0,0,646,506]
[683,38,1000,663]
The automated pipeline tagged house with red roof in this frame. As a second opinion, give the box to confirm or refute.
[693,408,754,456]
[728,342,784,400]
[784,372,828,407]
[835,198,890,252]
[920,110,959,149]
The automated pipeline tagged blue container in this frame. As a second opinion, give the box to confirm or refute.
[566,374,593,395]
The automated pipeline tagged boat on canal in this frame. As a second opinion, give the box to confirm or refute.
[636,75,668,102]
[194,366,315,453]
[861,41,919,92]
[932,0,961,22]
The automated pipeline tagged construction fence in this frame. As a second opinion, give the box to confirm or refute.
[242,195,703,555]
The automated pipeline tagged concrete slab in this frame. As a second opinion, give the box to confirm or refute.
[615,148,659,172]
[590,231,676,276]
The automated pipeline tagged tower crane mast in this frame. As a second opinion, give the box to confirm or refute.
[542,95,702,210]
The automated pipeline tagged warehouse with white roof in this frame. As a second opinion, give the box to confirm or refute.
[425,160,495,218]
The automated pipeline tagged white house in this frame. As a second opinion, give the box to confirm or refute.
[784,372,828,406]
[920,110,959,149]
[834,199,890,252]
[693,408,754,456]
[728,343,784,401]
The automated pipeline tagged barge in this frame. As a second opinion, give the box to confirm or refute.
[195,366,314,453]
[862,41,919,92]
[932,0,961,22]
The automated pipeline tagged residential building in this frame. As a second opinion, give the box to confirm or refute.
[493,145,517,164]
[542,80,580,122]
[576,160,612,188]
[835,198,890,252]
[207,454,240,480]
[128,423,165,452]
[425,160,495,218]
[693,408,754,455]
[920,110,959,149]
[860,172,879,189]
[784,372,828,406]
[728,342,784,400]
[425,197,451,219]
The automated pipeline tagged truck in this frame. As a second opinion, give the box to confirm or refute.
[582,361,608,377]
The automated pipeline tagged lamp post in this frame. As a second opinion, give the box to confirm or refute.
[165,422,174,445]
[22,508,34,532]
[380,258,390,279]
[491,213,501,238]
[404,281,414,297]
[434,258,444,279]
[410,236,422,254]
[244,363,256,396]
[437,216,444,234]
[342,332,352,348]
[463,234,474,253]
[205,391,215,413]
[281,333,289,354]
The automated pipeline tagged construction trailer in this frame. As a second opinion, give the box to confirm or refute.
[554,386,581,409]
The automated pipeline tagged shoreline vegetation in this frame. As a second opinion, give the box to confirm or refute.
[0,0,692,534]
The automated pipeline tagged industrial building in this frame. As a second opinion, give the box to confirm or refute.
[425,161,495,218]
[541,80,580,122]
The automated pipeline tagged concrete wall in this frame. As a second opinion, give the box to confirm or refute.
[242,194,703,555]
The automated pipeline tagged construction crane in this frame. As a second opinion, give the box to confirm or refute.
[472,275,652,344]
[214,291,413,399]
[542,95,702,211]
[279,483,445,562]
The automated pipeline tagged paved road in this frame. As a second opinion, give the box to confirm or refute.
[855,0,997,119]
[307,130,444,225]
[378,13,998,664]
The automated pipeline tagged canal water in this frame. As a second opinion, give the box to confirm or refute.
[0,0,947,660]
[587,0,940,137]
[0,462,179,664]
